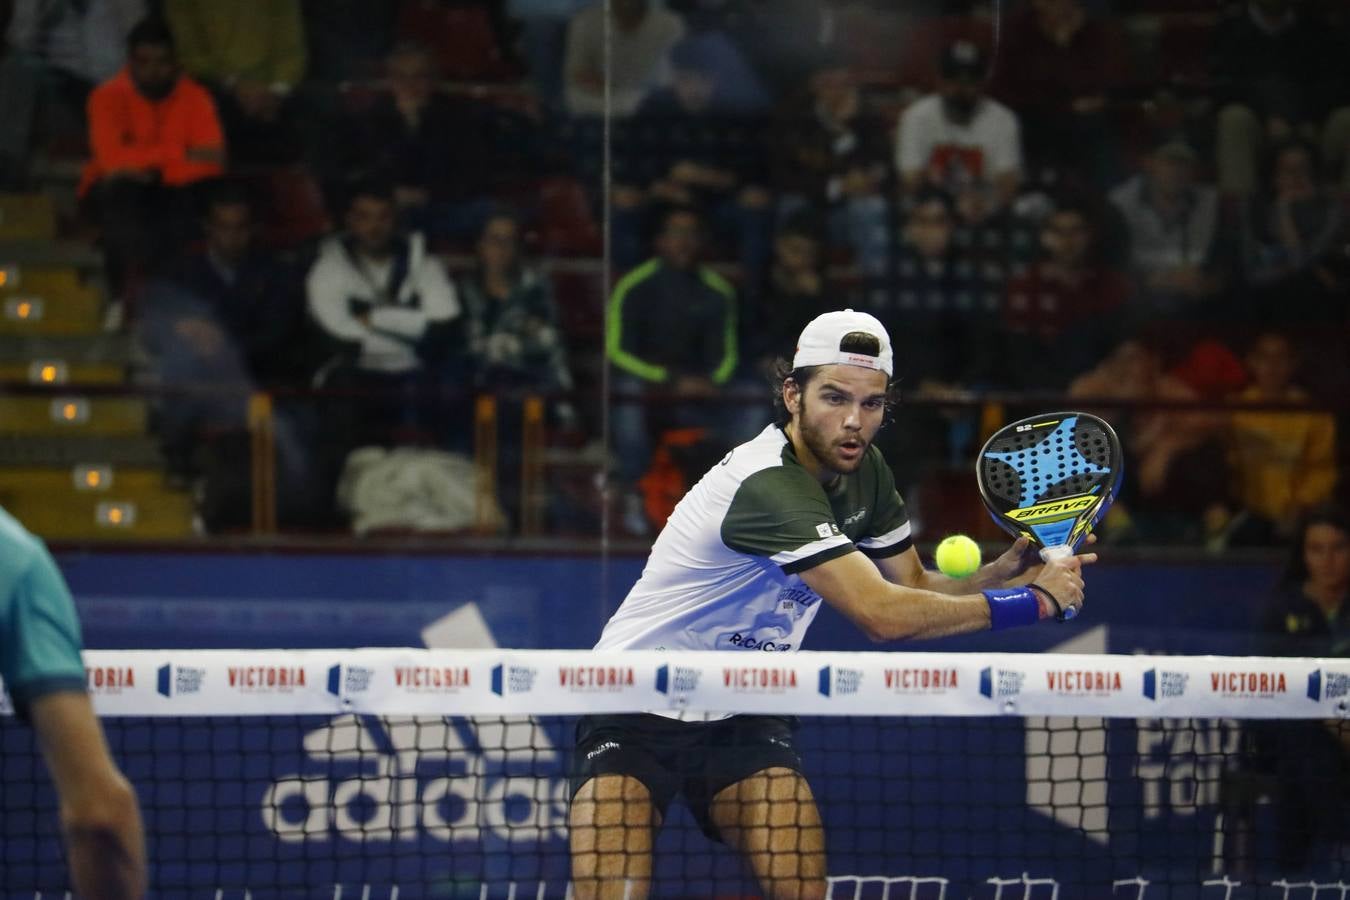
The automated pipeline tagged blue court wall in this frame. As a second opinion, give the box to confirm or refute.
[56,551,1281,656]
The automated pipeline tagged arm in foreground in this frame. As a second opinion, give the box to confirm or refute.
[30,691,147,900]
[800,549,1084,643]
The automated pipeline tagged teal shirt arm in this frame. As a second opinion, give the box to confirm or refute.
[1,551,86,714]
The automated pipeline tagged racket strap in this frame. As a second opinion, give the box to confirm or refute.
[1029,582,1068,622]
[983,587,1040,630]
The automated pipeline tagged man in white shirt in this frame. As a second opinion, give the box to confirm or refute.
[306,180,461,445]
[563,0,684,117]
[895,40,1023,225]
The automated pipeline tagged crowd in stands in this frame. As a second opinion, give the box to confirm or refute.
[1,0,1347,545]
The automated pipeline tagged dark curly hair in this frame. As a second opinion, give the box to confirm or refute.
[770,331,901,427]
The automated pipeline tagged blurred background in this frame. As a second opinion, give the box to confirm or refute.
[0,0,1348,655]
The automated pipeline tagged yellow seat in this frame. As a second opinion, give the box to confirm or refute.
[0,396,149,436]
[0,479,196,540]
[0,195,58,241]
[0,272,103,336]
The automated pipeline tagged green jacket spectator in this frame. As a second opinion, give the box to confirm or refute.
[606,259,738,385]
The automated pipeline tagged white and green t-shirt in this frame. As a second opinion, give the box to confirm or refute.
[596,425,911,653]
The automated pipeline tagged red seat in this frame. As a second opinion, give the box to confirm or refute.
[536,177,602,258]
[253,166,331,249]
[395,1,520,82]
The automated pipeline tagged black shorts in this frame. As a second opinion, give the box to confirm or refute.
[569,712,803,842]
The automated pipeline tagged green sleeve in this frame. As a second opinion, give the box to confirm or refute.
[856,448,912,558]
[606,260,667,382]
[1,552,85,712]
[721,467,855,574]
[700,268,738,385]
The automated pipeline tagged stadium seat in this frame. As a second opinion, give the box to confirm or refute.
[536,177,602,257]
[0,194,58,241]
[394,1,520,82]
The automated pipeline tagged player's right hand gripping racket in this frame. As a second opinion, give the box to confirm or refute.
[976,412,1124,618]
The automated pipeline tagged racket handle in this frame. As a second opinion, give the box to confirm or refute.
[1036,545,1078,621]
[1039,544,1073,562]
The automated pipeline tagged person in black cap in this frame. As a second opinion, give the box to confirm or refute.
[895,39,1023,226]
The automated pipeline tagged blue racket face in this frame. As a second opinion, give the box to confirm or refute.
[977,412,1124,551]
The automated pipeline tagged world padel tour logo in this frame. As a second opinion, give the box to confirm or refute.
[1307,669,1350,702]
[1209,668,1287,698]
[392,665,470,693]
[979,666,1025,700]
[723,666,798,693]
[882,667,958,694]
[86,665,136,694]
[490,663,537,696]
[818,666,862,697]
[326,664,374,699]
[157,663,205,698]
[1045,667,1123,696]
[228,665,307,692]
[1142,668,1188,700]
[558,665,635,692]
[655,664,701,696]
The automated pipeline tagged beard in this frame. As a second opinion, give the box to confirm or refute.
[796,394,869,476]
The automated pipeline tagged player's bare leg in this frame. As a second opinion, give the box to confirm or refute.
[710,766,828,900]
[569,774,661,899]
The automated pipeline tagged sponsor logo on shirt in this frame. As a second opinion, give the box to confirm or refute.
[587,740,621,761]
[843,507,868,526]
[727,633,792,651]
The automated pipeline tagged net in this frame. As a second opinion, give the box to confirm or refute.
[4,649,1349,899]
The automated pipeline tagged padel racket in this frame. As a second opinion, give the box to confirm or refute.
[977,411,1124,601]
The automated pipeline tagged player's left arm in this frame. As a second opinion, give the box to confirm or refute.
[875,536,1097,595]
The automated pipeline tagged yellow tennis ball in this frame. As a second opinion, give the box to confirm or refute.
[935,534,982,578]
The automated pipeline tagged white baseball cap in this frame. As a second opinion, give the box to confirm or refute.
[792,309,893,376]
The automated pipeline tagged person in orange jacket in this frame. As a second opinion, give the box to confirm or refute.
[80,17,225,296]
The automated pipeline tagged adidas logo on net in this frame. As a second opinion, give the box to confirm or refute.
[262,714,569,845]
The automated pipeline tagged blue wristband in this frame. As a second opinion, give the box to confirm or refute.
[983,587,1040,631]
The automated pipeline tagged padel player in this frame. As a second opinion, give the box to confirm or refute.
[0,506,146,898]
[569,310,1092,899]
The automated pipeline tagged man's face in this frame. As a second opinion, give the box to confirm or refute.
[774,232,820,274]
[204,202,253,265]
[672,69,716,113]
[478,216,519,272]
[787,364,889,477]
[129,42,178,100]
[1147,153,1193,197]
[906,199,953,259]
[1247,334,1295,394]
[1304,523,1350,589]
[656,212,701,270]
[1043,211,1091,267]
[938,76,981,121]
[347,196,397,256]
[388,51,435,109]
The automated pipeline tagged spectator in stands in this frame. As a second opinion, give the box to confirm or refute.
[991,0,1127,187]
[338,42,508,243]
[1228,331,1337,538]
[1238,139,1347,326]
[509,0,592,108]
[300,0,396,83]
[306,179,462,448]
[1226,505,1350,876]
[0,0,40,187]
[895,40,1022,228]
[141,184,315,526]
[741,210,835,378]
[461,210,577,424]
[1003,199,1128,386]
[161,0,307,164]
[610,35,772,271]
[1070,335,1224,544]
[79,17,225,296]
[460,210,578,526]
[563,0,684,117]
[1211,0,1350,196]
[769,56,891,276]
[1109,136,1226,319]
[606,205,740,533]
